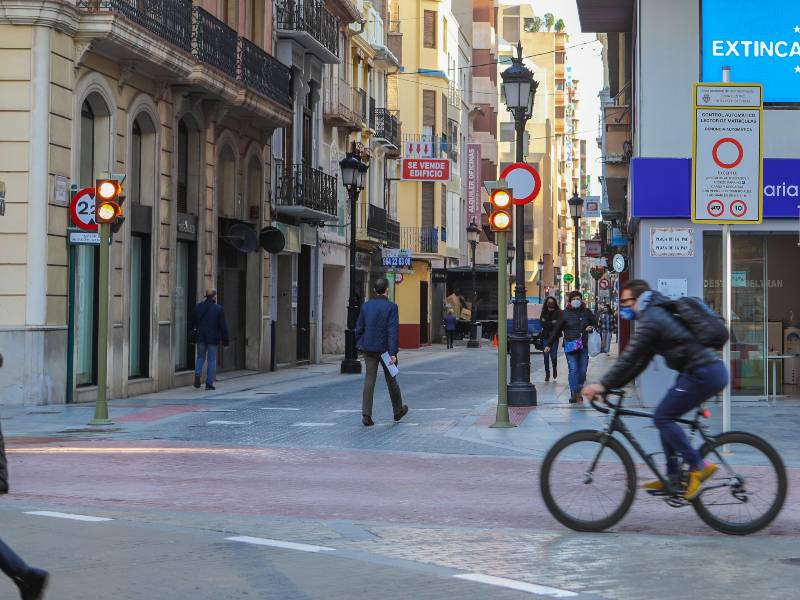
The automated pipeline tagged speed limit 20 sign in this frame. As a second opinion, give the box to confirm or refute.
[69,187,97,231]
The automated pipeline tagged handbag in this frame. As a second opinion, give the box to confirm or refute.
[188,303,212,345]
[563,337,584,354]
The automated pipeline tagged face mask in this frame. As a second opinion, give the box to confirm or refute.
[570,299,582,309]
[620,307,636,320]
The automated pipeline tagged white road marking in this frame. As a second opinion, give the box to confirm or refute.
[202,409,236,413]
[258,407,300,411]
[291,422,337,427]
[454,574,578,597]
[207,420,253,425]
[25,511,113,522]
[333,409,362,413]
[226,536,334,553]
[412,408,447,411]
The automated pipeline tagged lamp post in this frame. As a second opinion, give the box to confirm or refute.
[568,189,584,294]
[507,239,515,299]
[501,41,538,406]
[340,147,369,374]
[466,220,481,348]
[537,256,544,303]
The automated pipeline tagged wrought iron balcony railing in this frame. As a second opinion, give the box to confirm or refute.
[368,97,376,130]
[192,7,238,80]
[373,108,400,147]
[276,0,339,58]
[367,204,388,240]
[354,88,368,124]
[238,37,292,107]
[386,218,400,249]
[400,227,439,254]
[77,0,193,52]
[274,160,338,219]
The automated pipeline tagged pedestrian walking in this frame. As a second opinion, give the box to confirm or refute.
[355,278,408,426]
[191,289,229,391]
[544,291,596,403]
[0,354,49,600]
[539,296,562,382]
[598,303,615,353]
[443,310,458,349]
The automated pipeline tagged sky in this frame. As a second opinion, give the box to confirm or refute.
[504,0,605,196]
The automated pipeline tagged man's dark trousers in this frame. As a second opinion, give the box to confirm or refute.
[362,352,403,418]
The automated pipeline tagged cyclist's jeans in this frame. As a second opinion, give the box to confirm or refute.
[654,360,728,475]
[565,346,589,393]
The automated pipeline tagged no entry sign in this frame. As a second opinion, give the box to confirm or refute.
[69,187,98,231]
[692,83,763,224]
[499,162,542,205]
[401,158,450,181]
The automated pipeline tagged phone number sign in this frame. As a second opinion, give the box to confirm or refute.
[69,187,98,231]
[382,249,412,268]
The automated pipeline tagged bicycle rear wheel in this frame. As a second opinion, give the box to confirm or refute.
[540,430,636,532]
[693,432,787,535]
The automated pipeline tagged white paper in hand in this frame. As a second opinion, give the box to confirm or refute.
[381,352,399,378]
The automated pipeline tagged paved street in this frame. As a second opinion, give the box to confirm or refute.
[1,345,799,599]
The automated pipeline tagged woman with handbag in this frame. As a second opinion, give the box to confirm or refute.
[539,296,562,382]
[544,291,596,403]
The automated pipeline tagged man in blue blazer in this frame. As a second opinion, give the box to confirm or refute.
[192,289,230,390]
[355,278,408,426]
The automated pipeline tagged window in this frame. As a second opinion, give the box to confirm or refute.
[421,183,434,228]
[423,10,436,48]
[221,0,237,28]
[217,145,238,218]
[422,89,436,128]
[249,0,264,47]
[442,17,448,51]
[177,120,189,213]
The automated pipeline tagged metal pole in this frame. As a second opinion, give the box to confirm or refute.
[492,230,514,428]
[89,223,113,425]
[573,216,581,292]
[66,243,76,404]
[722,223,732,431]
[468,241,479,348]
[341,187,362,374]
[507,117,537,406]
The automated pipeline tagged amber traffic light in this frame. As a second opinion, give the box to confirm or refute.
[489,188,513,232]
[95,178,126,232]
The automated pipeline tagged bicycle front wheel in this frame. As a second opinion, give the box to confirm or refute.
[540,430,636,532]
[693,432,787,535]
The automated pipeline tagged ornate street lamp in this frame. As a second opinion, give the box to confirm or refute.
[466,220,481,348]
[537,257,544,302]
[501,41,539,406]
[340,147,369,374]
[568,189,584,293]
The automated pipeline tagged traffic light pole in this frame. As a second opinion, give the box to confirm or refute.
[492,231,514,428]
[89,222,113,426]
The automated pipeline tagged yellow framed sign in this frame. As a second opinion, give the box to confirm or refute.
[692,83,763,224]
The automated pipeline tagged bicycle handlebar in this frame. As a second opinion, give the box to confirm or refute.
[589,389,626,414]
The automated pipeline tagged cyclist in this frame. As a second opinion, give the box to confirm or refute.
[581,279,728,499]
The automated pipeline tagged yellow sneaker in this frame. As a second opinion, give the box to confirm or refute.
[642,479,664,491]
[684,463,718,500]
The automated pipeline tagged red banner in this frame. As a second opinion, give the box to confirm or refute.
[466,144,481,226]
[401,158,450,181]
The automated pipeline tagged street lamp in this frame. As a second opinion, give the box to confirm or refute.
[466,220,481,348]
[340,147,369,374]
[537,257,544,303]
[507,240,515,305]
[568,189,584,292]
[501,41,538,406]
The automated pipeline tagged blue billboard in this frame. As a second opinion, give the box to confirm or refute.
[702,0,800,103]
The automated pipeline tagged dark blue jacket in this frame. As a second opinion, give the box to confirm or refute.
[443,314,458,331]
[191,299,230,346]
[355,296,399,355]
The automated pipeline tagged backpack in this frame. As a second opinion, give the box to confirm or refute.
[671,297,729,350]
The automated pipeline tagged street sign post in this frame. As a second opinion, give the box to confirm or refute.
[491,230,514,429]
[692,83,763,224]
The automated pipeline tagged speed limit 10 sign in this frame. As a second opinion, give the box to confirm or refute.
[69,187,97,231]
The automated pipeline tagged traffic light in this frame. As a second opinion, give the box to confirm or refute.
[489,188,513,232]
[95,178,125,233]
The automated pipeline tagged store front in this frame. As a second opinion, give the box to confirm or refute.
[631,157,800,405]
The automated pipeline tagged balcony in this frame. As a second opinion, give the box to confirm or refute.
[358,203,388,245]
[77,0,192,53]
[276,0,340,64]
[448,82,461,107]
[274,160,338,221]
[354,88,368,125]
[400,227,440,255]
[192,7,238,80]
[388,20,402,65]
[372,108,400,152]
[323,78,365,130]
[386,218,400,249]
[238,38,292,107]
[368,97,376,130]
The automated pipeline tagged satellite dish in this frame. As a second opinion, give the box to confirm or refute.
[223,222,259,253]
[259,226,286,254]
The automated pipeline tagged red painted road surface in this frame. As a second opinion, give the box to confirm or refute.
[6,441,798,536]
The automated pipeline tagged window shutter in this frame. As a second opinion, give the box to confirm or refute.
[421,183,434,228]
[424,10,436,48]
[422,89,436,128]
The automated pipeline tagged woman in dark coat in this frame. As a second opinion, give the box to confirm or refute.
[545,291,596,403]
[539,296,562,382]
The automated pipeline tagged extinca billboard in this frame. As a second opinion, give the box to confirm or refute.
[702,0,800,104]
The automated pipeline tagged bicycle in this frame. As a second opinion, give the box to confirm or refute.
[540,390,787,535]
